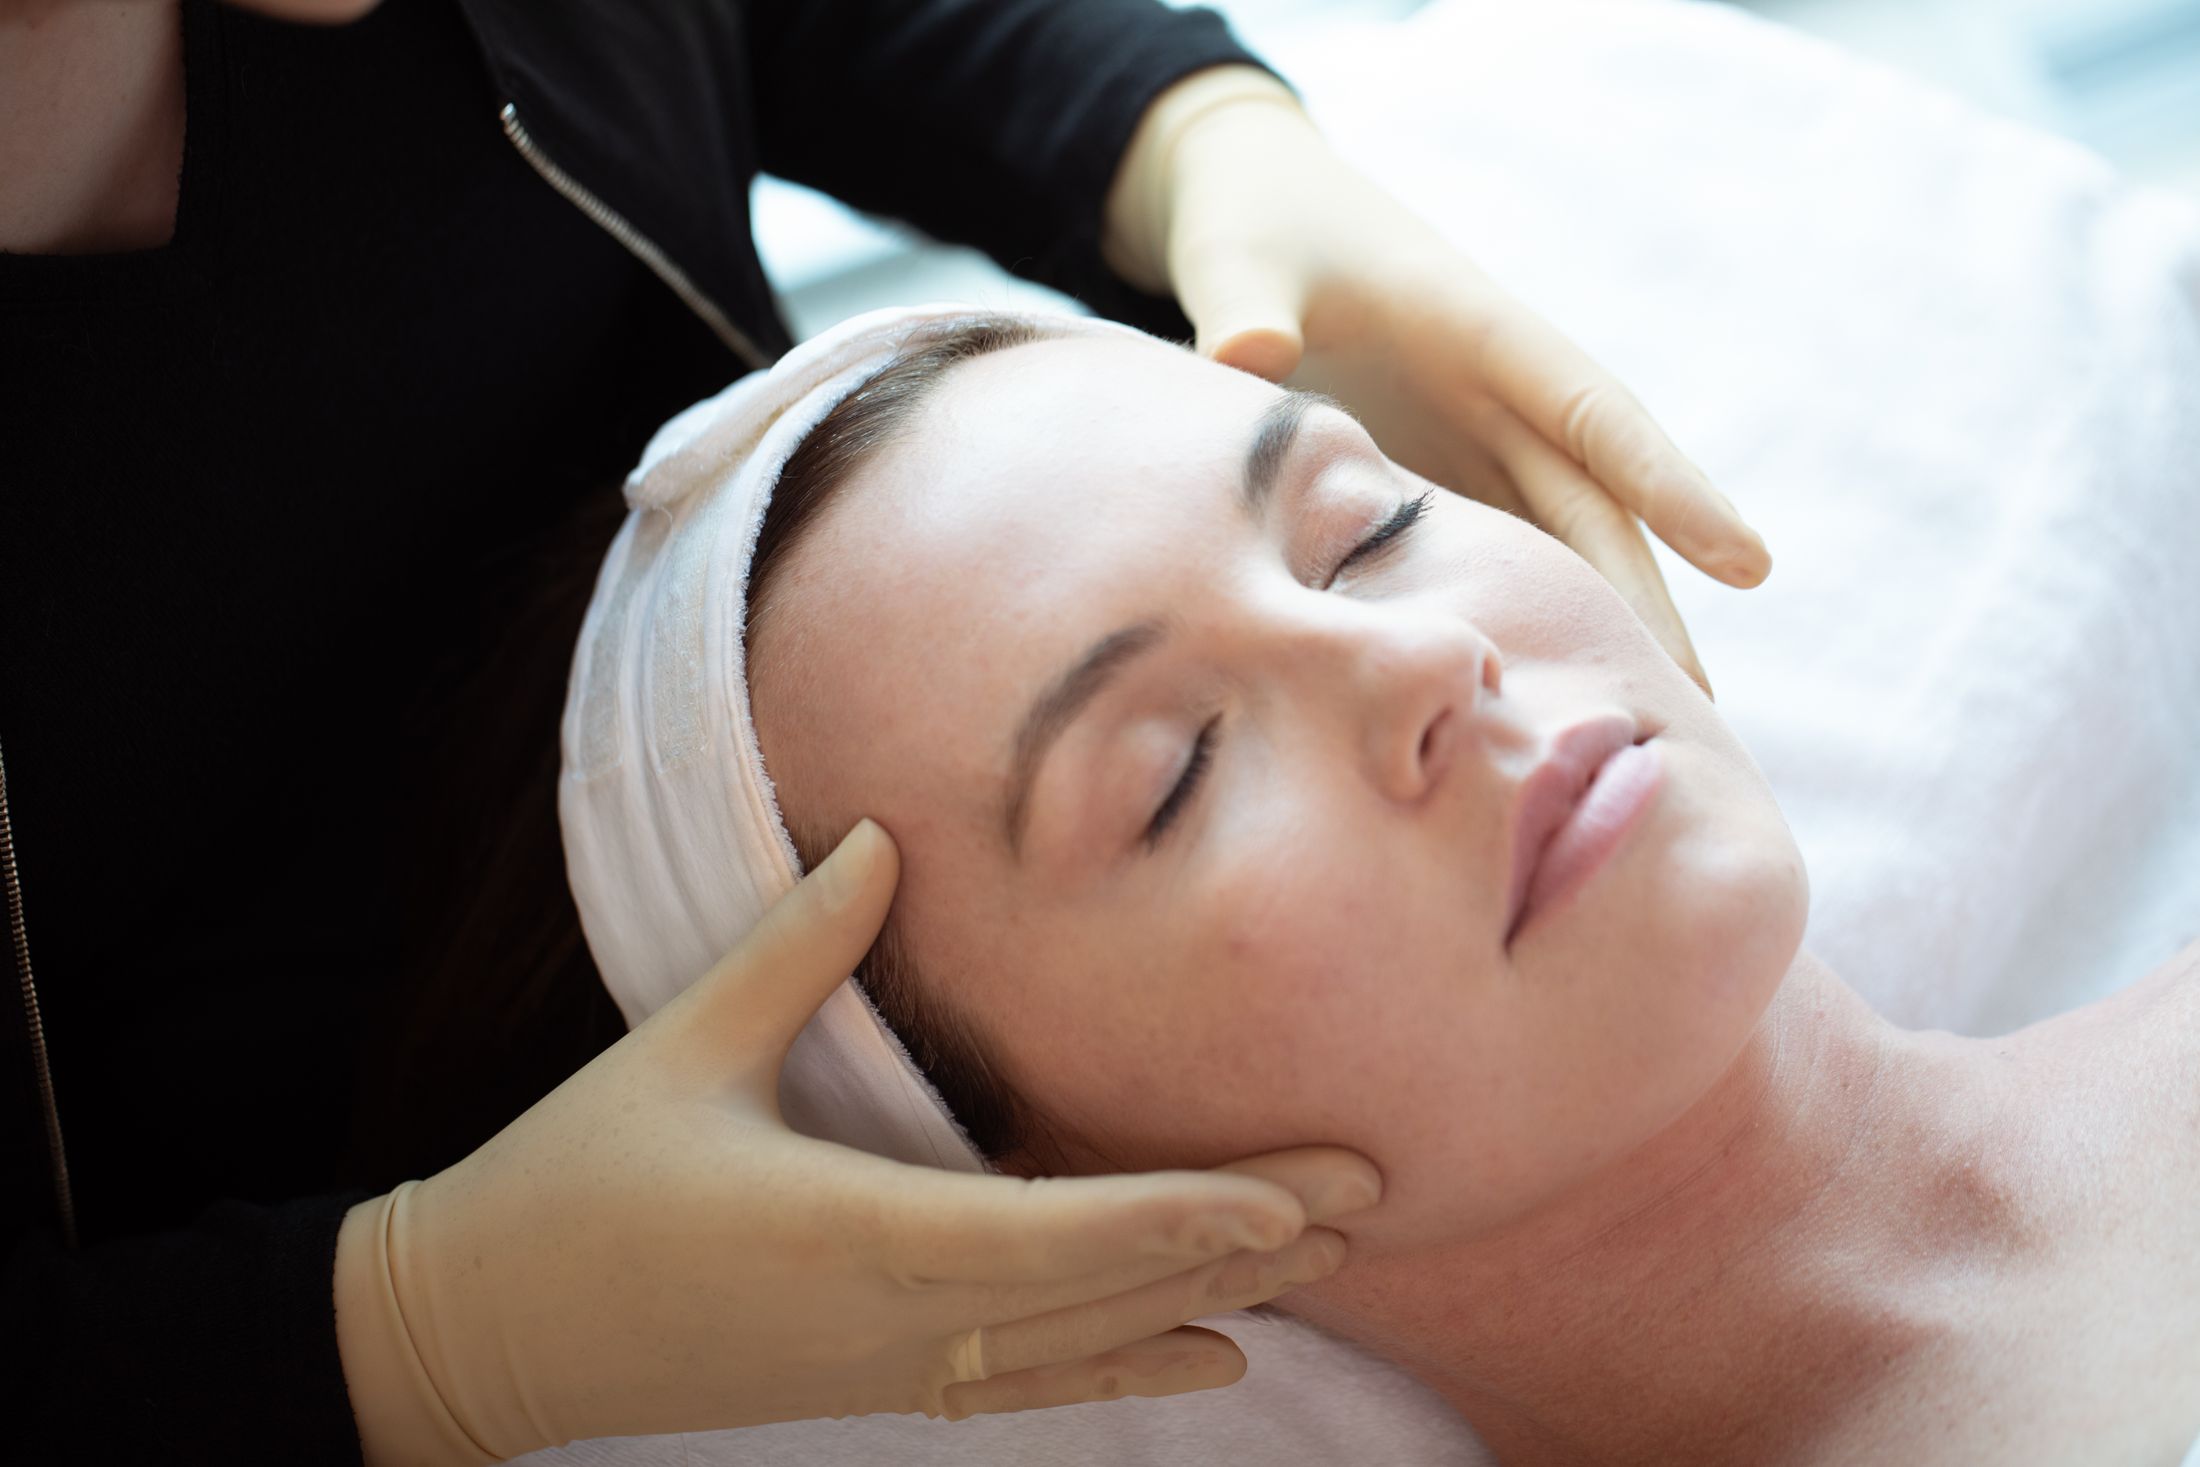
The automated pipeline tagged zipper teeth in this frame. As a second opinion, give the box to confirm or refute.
[499,103,769,372]
[0,736,78,1251]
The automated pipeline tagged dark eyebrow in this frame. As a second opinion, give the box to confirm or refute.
[1243,389,1344,518]
[1004,620,1167,854]
[1001,389,1345,856]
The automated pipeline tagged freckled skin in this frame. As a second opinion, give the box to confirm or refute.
[751,334,1808,1254]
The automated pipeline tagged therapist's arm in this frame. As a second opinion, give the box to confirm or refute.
[1,1193,377,1465]
[743,0,1277,339]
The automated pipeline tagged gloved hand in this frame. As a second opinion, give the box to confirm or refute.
[1104,66,1773,699]
[335,819,1378,1465]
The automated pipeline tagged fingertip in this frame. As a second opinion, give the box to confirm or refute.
[693,818,898,1048]
[1149,1340,1249,1398]
[1203,324,1303,383]
[1297,1225,1350,1280]
[1114,1328,1249,1400]
[1317,1152,1382,1217]
[813,816,899,914]
[1713,539,1771,589]
[1712,497,1771,585]
[1209,1145,1382,1230]
[1201,1344,1251,1392]
[1736,544,1773,587]
[941,1330,1250,1419]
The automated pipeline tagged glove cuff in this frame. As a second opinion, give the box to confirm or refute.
[334,1184,501,1467]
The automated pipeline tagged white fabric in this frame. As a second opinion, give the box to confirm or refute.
[528,0,2200,1461]
[557,303,1148,1173]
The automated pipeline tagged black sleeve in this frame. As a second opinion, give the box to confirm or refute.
[2,1191,374,1466]
[743,0,1296,340]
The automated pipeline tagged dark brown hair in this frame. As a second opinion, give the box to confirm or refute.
[749,311,1064,1165]
[347,480,633,1187]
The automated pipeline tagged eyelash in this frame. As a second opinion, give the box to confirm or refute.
[1327,489,1433,587]
[1142,490,1434,849]
[1145,715,1217,849]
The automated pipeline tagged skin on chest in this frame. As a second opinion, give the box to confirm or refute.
[1816,951,2200,1465]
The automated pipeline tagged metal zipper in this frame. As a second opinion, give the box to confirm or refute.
[499,102,770,372]
[1,735,78,1251]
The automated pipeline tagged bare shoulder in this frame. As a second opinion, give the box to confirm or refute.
[1947,936,2200,1465]
[2121,934,2200,1072]
[2056,934,2200,1458]
[2075,932,2199,1189]
[1798,953,2200,1467]
[2051,933,2200,1058]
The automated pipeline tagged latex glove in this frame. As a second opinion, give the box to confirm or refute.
[335,819,1377,1465]
[1104,67,1772,699]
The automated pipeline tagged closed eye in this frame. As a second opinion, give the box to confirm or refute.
[1327,490,1433,587]
[1136,491,1432,853]
[1144,714,1218,850]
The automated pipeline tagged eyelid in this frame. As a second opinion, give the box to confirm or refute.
[1325,489,1433,588]
[1143,714,1219,850]
[1133,472,1422,855]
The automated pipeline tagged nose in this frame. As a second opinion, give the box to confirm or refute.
[1347,616,1503,804]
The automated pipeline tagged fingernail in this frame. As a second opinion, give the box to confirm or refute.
[1189,1207,1295,1255]
[815,818,882,910]
[1307,1167,1382,1222]
[1287,1229,1348,1283]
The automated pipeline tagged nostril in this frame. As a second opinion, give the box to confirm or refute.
[1419,709,1449,771]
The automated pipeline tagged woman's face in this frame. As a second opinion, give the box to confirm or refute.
[752,334,1807,1250]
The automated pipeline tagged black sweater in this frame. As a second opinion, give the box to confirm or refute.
[0,1,1274,1458]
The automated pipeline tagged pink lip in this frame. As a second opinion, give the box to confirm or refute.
[1503,715,1661,947]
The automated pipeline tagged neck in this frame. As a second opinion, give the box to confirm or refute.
[1286,950,2052,1466]
[0,0,184,255]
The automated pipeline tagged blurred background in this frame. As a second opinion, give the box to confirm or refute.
[755,0,2200,338]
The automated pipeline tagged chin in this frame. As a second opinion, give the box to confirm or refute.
[1647,817,1811,1069]
[1554,799,1809,1132]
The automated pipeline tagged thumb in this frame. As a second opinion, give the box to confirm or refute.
[1174,248,1306,383]
[671,818,901,1074]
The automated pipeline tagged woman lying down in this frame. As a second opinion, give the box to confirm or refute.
[557,304,2199,1467]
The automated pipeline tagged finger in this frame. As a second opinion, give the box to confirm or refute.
[937,1326,1247,1420]
[1358,390,1531,523]
[1479,405,1716,698]
[893,1165,1310,1305]
[971,1228,1345,1381]
[1476,306,1769,586]
[898,1142,1373,1289]
[898,1146,1374,1329]
[1206,1146,1382,1226]
[661,818,900,1069]
[1171,243,1307,382]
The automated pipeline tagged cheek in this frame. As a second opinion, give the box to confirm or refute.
[992,805,1506,1186]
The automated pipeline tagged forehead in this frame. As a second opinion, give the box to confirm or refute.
[752,335,1272,859]
[899,332,1273,535]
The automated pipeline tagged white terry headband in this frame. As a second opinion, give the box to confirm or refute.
[557,301,1150,1173]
